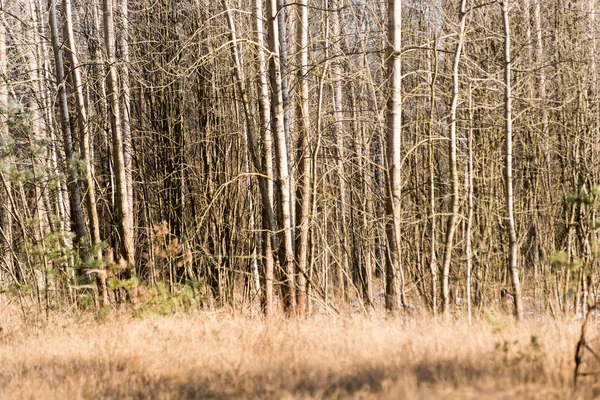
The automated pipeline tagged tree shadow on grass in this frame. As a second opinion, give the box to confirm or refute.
[9,355,556,399]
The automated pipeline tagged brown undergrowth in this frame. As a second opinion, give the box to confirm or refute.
[0,303,598,399]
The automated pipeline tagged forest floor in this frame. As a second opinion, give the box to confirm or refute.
[0,302,598,399]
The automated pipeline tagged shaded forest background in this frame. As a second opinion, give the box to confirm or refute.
[0,0,599,320]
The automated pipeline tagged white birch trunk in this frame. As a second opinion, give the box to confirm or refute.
[267,0,296,314]
[295,0,311,316]
[254,0,275,317]
[385,0,405,312]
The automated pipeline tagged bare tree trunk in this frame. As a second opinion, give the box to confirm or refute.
[62,0,103,264]
[385,0,406,313]
[267,0,296,315]
[295,0,311,316]
[534,0,550,197]
[310,2,330,311]
[29,0,58,239]
[441,0,467,319]
[502,0,523,322]
[355,52,374,307]
[427,32,439,317]
[119,0,134,241]
[33,0,67,236]
[23,0,51,305]
[103,0,135,271]
[466,82,474,325]
[48,0,89,264]
[62,0,106,304]
[277,0,293,235]
[276,0,291,147]
[254,0,275,318]
[222,0,279,316]
[331,0,350,303]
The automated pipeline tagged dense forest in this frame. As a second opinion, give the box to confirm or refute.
[0,0,598,320]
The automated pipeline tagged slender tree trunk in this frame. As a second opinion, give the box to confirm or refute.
[254,0,275,318]
[466,82,474,325]
[62,0,103,262]
[103,0,135,270]
[441,0,467,319]
[331,0,350,303]
[33,0,67,236]
[48,0,89,264]
[276,0,293,234]
[385,0,405,313]
[534,0,551,198]
[522,0,541,306]
[356,54,374,307]
[119,0,134,240]
[223,0,279,316]
[310,2,330,311]
[295,0,311,316]
[428,32,438,317]
[24,0,51,301]
[267,0,296,315]
[30,0,58,238]
[502,0,524,322]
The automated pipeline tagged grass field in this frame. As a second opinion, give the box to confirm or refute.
[0,304,598,399]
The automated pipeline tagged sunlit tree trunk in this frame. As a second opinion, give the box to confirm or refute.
[502,0,523,322]
[385,0,405,313]
[103,0,135,271]
[295,0,311,316]
[48,0,89,264]
[119,0,134,240]
[267,0,296,314]
[62,0,107,304]
[441,0,467,319]
[62,0,102,264]
[466,82,474,325]
[427,32,439,317]
[30,0,66,237]
[533,0,550,198]
[254,0,275,318]
[222,0,279,316]
[331,0,350,302]
[277,0,293,234]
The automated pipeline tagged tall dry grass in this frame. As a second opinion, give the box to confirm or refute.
[0,304,598,399]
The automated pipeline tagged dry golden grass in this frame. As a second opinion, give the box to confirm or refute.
[0,305,598,399]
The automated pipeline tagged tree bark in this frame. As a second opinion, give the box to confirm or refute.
[48,0,89,265]
[222,0,278,316]
[254,0,275,318]
[103,0,135,271]
[466,82,474,326]
[267,0,296,315]
[502,0,524,322]
[277,0,293,235]
[331,0,350,303]
[385,0,405,313]
[441,0,467,319]
[295,0,311,317]
[119,0,134,242]
[62,0,103,264]
[427,32,439,317]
